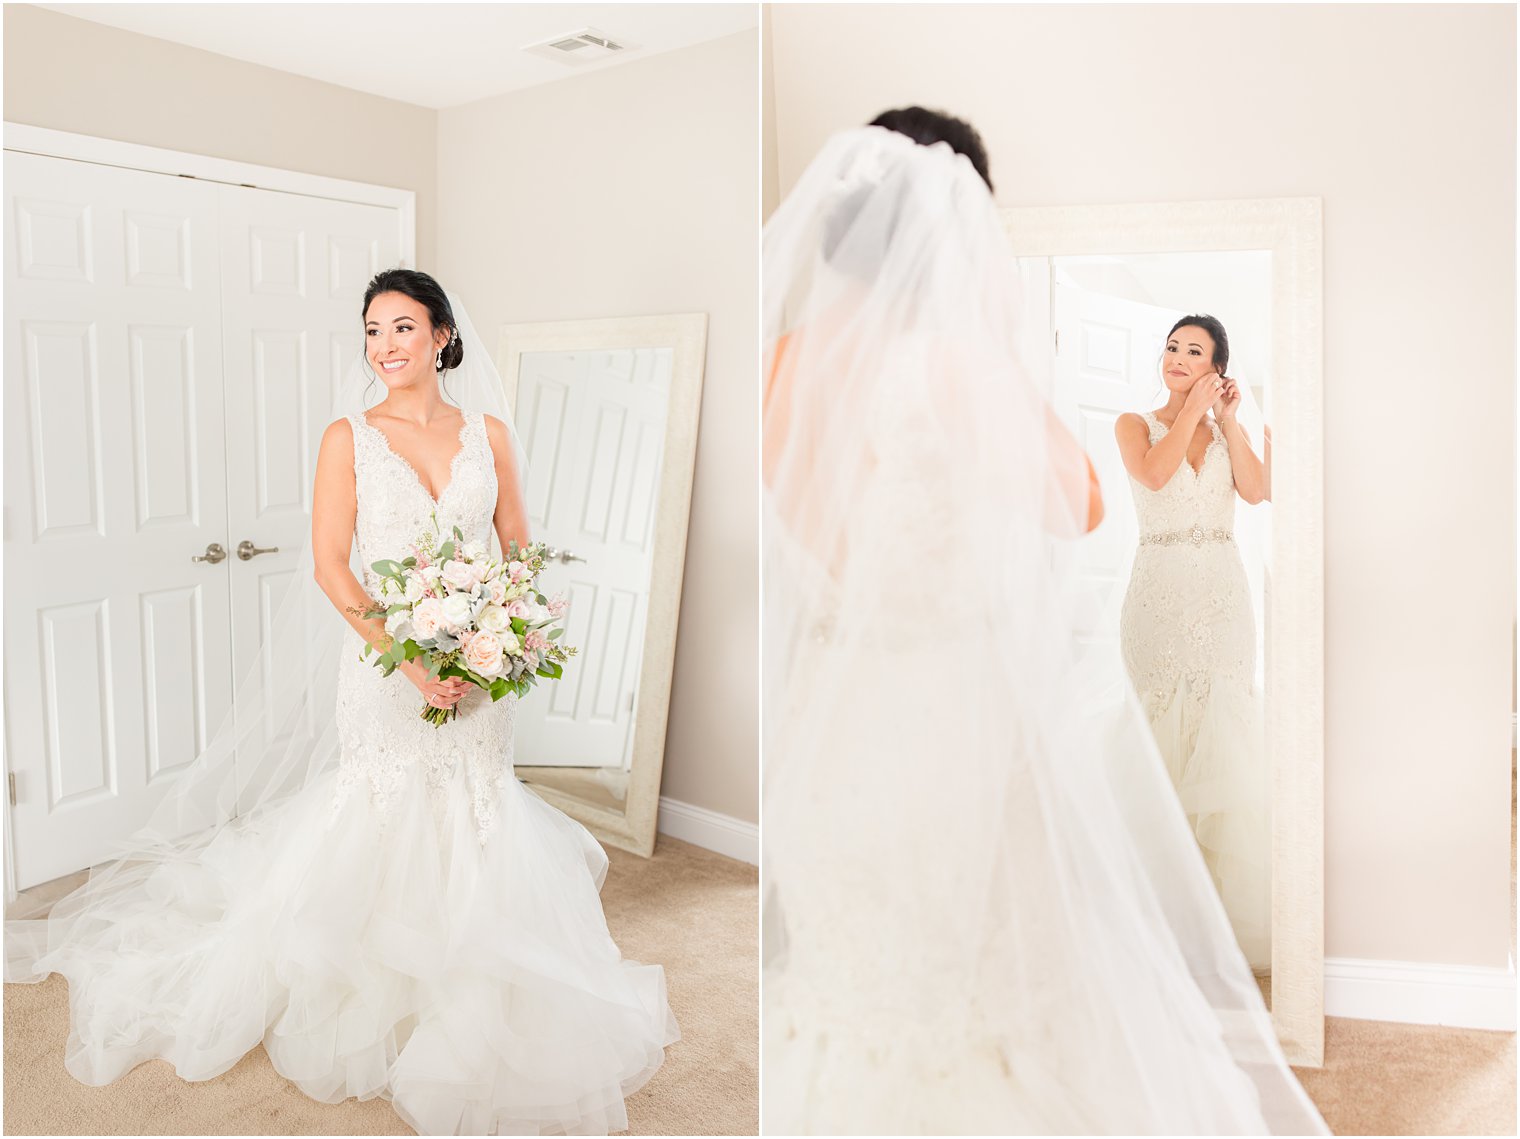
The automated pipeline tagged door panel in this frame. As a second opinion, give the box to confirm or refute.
[515,348,671,769]
[218,185,399,680]
[5,153,404,889]
[1052,282,1180,650]
[4,153,232,890]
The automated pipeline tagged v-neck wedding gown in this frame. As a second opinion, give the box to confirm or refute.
[1118,411,1269,970]
[16,410,678,1135]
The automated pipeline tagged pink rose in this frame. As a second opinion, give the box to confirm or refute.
[507,560,527,582]
[442,559,482,591]
[486,578,507,605]
[411,598,444,640]
[506,598,532,619]
[463,630,504,678]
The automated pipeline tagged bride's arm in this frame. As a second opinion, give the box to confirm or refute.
[311,419,467,703]
[1218,417,1267,504]
[312,419,390,648]
[483,415,531,553]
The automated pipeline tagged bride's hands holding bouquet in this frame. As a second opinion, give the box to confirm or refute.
[399,659,471,713]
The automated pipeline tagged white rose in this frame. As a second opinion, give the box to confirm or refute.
[477,604,512,635]
[411,598,444,640]
[379,576,402,601]
[403,575,426,603]
[421,565,443,586]
[440,593,475,630]
[384,609,413,641]
[442,559,482,591]
[463,630,505,678]
[499,629,521,656]
[526,602,550,624]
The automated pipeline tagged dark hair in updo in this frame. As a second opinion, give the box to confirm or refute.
[1167,313,1230,375]
[362,269,462,372]
[869,106,994,193]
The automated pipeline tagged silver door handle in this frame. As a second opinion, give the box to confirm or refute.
[545,547,586,565]
[237,539,280,561]
[192,542,227,564]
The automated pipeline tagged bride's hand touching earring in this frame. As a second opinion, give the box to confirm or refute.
[1214,377,1243,422]
[1183,371,1223,420]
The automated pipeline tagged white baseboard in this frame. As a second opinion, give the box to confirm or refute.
[1325,956,1517,1030]
[656,796,758,865]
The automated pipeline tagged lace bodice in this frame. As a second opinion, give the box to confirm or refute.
[348,411,497,593]
[1128,412,1236,538]
[1119,410,1255,715]
[332,410,514,844]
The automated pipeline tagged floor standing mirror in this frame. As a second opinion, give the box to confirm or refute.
[1002,198,1326,1066]
[497,314,707,857]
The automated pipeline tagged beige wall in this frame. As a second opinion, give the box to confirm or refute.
[438,30,760,824]
[761,7,781,220]
[2,5,438,265]
[769,4,1516,968]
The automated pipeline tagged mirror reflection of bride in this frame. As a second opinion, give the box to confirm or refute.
[762,111,1323,1134]
[1116,316,1272,972]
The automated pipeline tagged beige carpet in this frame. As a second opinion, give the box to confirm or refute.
[1294,1017,1516,1136]
[3,835,758,1136]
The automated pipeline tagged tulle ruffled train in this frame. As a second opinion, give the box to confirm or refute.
[8,762,678,1135]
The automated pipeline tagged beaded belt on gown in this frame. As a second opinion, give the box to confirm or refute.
[1140,525,1234,547]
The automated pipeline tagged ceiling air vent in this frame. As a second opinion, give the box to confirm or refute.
[524,28,639,66]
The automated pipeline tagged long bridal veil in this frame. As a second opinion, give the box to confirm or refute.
[6,291,522,979]
[761,127,1325,1134]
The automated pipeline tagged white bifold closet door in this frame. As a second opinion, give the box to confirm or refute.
[4,150,399,891]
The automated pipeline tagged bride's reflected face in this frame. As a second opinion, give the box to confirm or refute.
[1162,325,1220,392]
[364,291,449,392]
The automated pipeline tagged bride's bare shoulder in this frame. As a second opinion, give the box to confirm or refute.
[318,416,356,460]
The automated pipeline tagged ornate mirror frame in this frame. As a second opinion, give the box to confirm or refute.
[1001,197,1325,1066]
[498,313,708,858]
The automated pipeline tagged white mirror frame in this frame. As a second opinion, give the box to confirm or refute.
[498,313,708,858]
[1001,198,1325,1067]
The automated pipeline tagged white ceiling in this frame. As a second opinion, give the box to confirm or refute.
[38,4,758,109]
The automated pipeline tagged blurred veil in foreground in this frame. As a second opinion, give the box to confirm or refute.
[760,124,1325,1135]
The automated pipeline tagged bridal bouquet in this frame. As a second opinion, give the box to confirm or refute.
[358,521,577,725]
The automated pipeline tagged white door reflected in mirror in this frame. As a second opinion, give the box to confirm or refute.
[500,313,707,857]
[514,348,674,788]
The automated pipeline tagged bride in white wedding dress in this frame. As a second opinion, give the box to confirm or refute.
[762,111,1325,1135]
[6,270,678,1136]
[1117,316,1271,972]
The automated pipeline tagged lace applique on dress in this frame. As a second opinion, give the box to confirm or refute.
[329,411,514,845]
